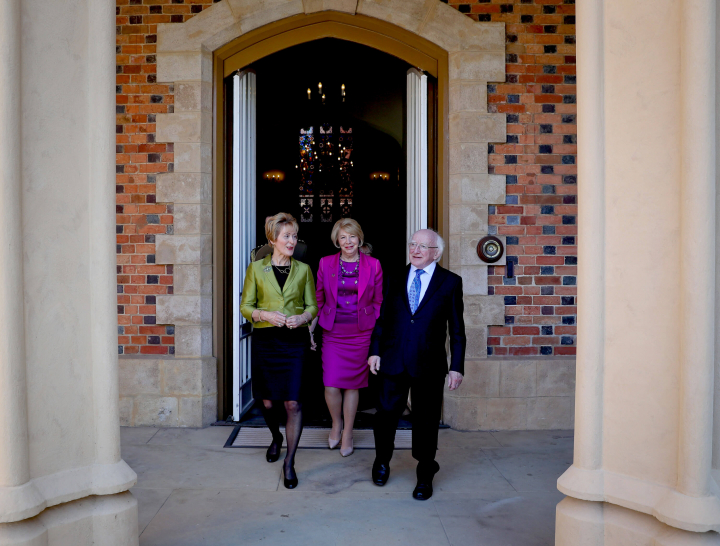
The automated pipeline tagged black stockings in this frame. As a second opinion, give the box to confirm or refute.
[261,399,303,479]
[283,401,303,480]
[261,400,283,460]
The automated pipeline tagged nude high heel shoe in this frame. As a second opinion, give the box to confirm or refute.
[340,437,354,457]
[328,430,341,450]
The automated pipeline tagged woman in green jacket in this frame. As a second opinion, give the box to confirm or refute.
[240,212,318,489]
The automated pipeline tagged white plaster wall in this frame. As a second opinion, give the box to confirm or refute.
[0,0,137,541]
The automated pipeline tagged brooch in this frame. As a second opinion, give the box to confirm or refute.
[263,266,272,273]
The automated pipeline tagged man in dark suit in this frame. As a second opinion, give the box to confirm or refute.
[368,229,466,500]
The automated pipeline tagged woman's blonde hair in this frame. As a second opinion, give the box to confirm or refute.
[331,218,364,248]
[266,212,299,243]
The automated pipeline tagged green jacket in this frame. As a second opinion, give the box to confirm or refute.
[240,255,318,328]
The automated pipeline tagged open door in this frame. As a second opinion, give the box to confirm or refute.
[405,68,431,414]
[406,68,428,241]
[232,70,256,421]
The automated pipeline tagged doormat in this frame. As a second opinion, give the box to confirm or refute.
[225,425,412,449]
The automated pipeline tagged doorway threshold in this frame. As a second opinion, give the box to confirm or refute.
[224,426,413,450]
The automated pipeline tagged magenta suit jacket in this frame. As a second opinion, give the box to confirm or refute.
[316,252,383,332]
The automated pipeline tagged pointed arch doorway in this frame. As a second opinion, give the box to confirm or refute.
[214,13,449,421]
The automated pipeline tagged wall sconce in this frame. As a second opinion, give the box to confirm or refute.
[370,172,390,181]
[263,170,285,182]
[477,235,504,263]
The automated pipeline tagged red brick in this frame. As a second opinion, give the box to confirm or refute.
[532,336,559,345]
[140,345,169,355]
[513,326,539,335]
[509,347,539,356]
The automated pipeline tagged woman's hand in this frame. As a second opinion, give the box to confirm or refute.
[286,312,310,329]
[368,356,381,375]
[262,311,287,327]
[309,316,319,333]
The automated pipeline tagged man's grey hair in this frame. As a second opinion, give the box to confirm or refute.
[433,231,445,261]
[410,229,445,262]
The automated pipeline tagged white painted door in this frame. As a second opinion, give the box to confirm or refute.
[406,68,429,413]
[232,70,256,422]
[406,68,428,243]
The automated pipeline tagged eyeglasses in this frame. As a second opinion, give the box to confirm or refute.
[408,242,438,252]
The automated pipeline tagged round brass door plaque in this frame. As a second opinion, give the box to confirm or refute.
[477,236,504,264]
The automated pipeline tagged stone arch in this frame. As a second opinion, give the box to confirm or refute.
[153,0,511,429]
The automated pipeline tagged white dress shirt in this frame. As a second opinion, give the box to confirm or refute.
[407,261,437,306]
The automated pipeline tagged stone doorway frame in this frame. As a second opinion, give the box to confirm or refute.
[149,0,509,426]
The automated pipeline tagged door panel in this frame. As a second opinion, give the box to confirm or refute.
[232,70,256,421]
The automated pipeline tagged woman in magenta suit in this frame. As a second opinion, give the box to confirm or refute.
[315,218,383,456]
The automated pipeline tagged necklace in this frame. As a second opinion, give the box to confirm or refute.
[271,258,291,274]
[340,258,359,279]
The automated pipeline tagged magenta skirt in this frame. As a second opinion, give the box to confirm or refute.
[321,321,372,389]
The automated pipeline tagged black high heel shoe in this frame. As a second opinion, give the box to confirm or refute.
[283,464,298,489]
[266,436,282,463]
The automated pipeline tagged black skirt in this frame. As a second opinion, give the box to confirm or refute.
[251,327,310,401]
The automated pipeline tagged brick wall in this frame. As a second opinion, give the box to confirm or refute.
[115,0,577,357]
[447,0,578,357]
[115,0,217,355]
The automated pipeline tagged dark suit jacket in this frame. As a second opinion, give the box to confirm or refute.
[369,264,466,377]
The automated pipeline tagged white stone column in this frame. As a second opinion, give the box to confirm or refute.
[0,0,31,498]
[557,0,720,542]
[0,0,138,542]
[88,0,123,469]
[570,0,604,479]
[675,0,715,501]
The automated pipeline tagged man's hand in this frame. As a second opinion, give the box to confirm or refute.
[448,371,463,391]
[368,355,381,375]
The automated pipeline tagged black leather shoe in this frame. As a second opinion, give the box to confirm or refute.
[412,461,440,501]
[412,482,433,500]
[372,460,390,486]
[266,436,282,463]
[283,465,298,489]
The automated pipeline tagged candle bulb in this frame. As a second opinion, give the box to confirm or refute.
[307,88,311,100]
[322,93,326,104]
[318,82,322,93]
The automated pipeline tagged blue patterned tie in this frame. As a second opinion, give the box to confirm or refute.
[409,269,424,314]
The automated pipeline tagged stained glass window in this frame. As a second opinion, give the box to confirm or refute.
[299,126,314,223]
[298,124,353,223]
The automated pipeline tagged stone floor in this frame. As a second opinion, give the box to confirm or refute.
[121,426,573,546]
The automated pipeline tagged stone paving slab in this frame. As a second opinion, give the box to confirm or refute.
[121,427,573,545]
